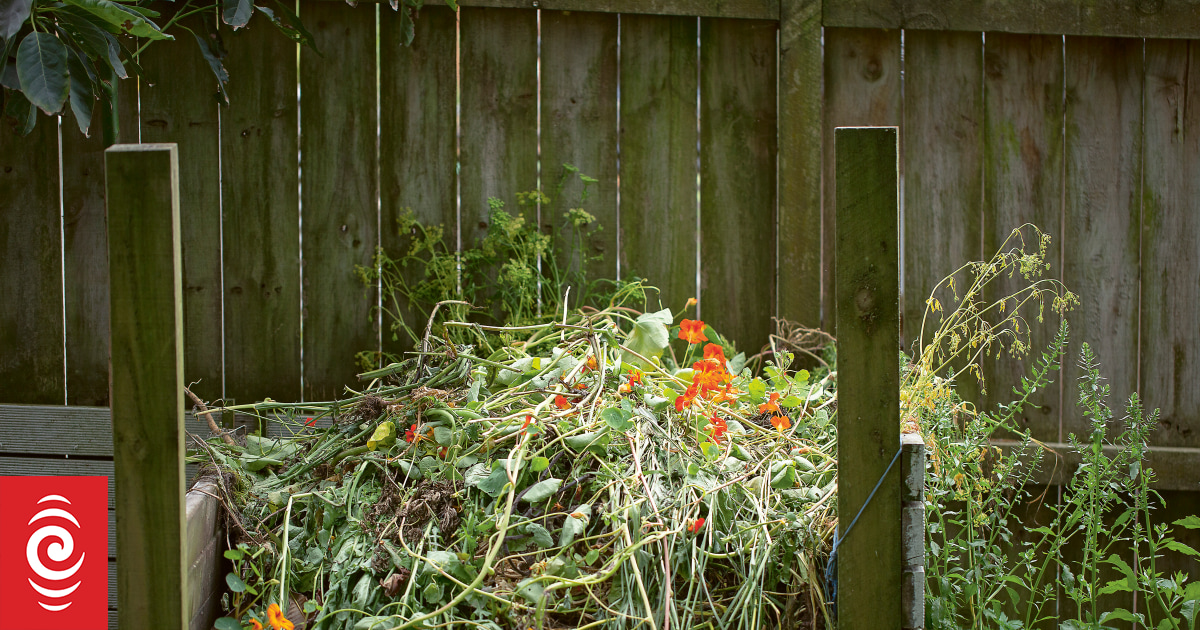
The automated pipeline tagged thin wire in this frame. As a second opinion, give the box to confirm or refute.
[57,115,67,406]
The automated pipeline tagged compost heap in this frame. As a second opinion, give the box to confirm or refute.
[191,307,839,630]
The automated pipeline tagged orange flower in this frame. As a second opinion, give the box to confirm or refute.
[678,319,708,344]
[267,603,294,630]
[707,416,728,443]
[404,423,419,443]
[771,415,791,431]
[618,369,644,394]
[712,383,741,404]
[250,620,264,630]
[687,517,706,534]
[583,355,598,373]
[554,394,572,410]
[758,392,782,415]
[674,383,700,412]
[573,382,588,390]
[692,369,724,397]
[702,343,727,366]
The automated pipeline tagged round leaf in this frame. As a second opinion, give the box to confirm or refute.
[225,571,247,593]
[530,456,550,472]
[520,478,562,503]
[213,618,242,630]
[17,32,69,115]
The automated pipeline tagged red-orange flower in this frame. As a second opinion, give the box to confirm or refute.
[678,319,708,344]
[758,392,782,415]
[674,383,700,412]
[521,414,535,435]
[703,343,727,366]
[771,415,792,431]
[404,423,419,443]
[687,517,706,534]
[437,446,449,458]
[712,383,741,404]
[250,619,264,630]
[707,416,728,443]
[583,355,598,373]
[554,394,572,410]
[618,369,644,394]
[267,603,294,630]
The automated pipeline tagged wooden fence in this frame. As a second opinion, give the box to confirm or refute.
[2,0,1200,626]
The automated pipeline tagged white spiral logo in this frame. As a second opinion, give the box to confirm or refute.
[26,494,85,612]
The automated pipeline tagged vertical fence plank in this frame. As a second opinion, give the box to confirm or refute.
[823,28,901,335]
[221,23,301,405]
[140,20,224,403]
[835,126,901,630]
[1062,37,1142,446]
[618,14,697,315]
[0,116,64,404]
[541,10,619,292]
[699,17,776,355]
[982,33,1064,440]
[380,5,458,357]
[779,0,823,329]
[300,0,379,401]
[61,126,112,407]
[106,143,186,630]
[1142,39,1200,450]
[460,7,538,249]
[902,31,983,392]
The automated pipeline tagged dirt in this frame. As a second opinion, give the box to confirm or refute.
[366,478,461,545]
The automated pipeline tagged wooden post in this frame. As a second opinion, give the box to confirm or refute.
[835,127,901,630]
[106,143,187,629]
[901,432,926,629]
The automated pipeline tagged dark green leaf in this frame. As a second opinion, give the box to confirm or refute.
[17,32,69,114]
[213,618,242,630]
[0,0,32,42]
[600,408,633,432]
[521,478,561,503]
[3,85,37,134]
[65,45,95,135]
[190,28,227,104]
[60,0,172,40]
[526,523,553,547]
[222,0,252,29]
[51,6,126,78]
[399,7,414,46]
[253,1,318,54]
[225,571,247,593]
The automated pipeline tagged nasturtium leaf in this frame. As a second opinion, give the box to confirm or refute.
[17,32,69,115]
[686,462,700,477]
[433,426,454,446]
[367,421,396,451]
[455,455,479,468]
[213,618,242,630]
[0,0,32,42]
[521,478,562,503]
[60,0,172,40]
[530,456,550,472]
[354,617,394,630]
[526,523,553,548]
[418,456,439,477]
[222,0,253,29]
[747,378,767,402]
[779,395,804,408]
[583,548,600,565]
[699,442,720,461]
[515,577,544,604]
[622,308,672,368]
[225,571,247,593]
[559,504,591,547]
[728,351,747,376]
[601,408,634,432]
[565,431,609,455]
[770,462,796,489]
[422,580,444,603]
[794,369,810,386]
[391,458,422,481]
[222,548,244,561]
[475,465,509,497]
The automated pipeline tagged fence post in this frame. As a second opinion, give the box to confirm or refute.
[106,143,187,629]
[901,432,927,629]
[834,126,901,630]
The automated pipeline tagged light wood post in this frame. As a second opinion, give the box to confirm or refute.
[106,143,187,629]
[901,432,926,629]
[834,126,901,630]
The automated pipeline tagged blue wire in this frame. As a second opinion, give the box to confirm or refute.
[824,447,903,618]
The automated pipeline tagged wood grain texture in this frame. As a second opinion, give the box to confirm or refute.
[823,0,1200,39]
[902,31,983,393]
[0,404,210,456]
[456,0,779,19]
[981,33,1064,442]
[61,122,112,406]
[0,115,64,404]
[617,14,698,316]
[822,28,901,335]
[1142,39,1200,449]
[778,0,822,330]
[834,126,901,630]
[460,7,538,249]
[185,478,224,630]
[699,17,777,355]
[1061,37,1142,444]
[300,0,379,401]
[220,22,301,404]
[380,5,458,356]
[140,21,224,403]
[105,143,187,630]
[541,10,619,291]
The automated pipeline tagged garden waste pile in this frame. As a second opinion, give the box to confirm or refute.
[191,305,840,630]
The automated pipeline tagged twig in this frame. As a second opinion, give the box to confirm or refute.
[186,385,236,446]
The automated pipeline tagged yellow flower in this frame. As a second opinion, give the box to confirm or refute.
[267,603,294,630]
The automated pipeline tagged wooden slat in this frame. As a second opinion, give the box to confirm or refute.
[460,7,538,251]
[1152,490,1200,615]
[822,28,901,335]
[299,0,379,401]
[993,441,1200,492]
[220,22,301,404]
[981,33,1064,441]
[901,31,983,394]
[106,143,187,630]
[617,14,698,318]
[61,121,112,406]
[379,5,458,356]
[0,114,64,405]
[140,13,224,403]
[541,10,619,291]
[0,456,115,507]
[1061,37,1143,444]
[778,0,823,330]
[0,404,214,456]
[698,17,777,355]
[458,0,779,19]
[834,126,901,630]
[1142,39,1200,449]
[823,0,1200,39]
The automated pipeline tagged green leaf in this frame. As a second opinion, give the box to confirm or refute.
[622,308,672,368]
[728,352,746,376]
[515,577,545,604]
[779,395,804,408]
[1104,554,1136,580]
[521,478,562,503]
[367,420,396,451]
[0,0,32,42]
[1174,515,1200,530]
[1184,582,1200,601]
[213,618,242,630]
[433,425,454,446]
[190,28,227,104]
[1099,609,1139,624]
[17,32,69,114]
[600,408,634,432]
[225,571,247,593]
[770,462,796,489]
[475,464,509,497]
[565,431,609,455]
[222,548,244,561]
[583,548,600,565]
[530,456,549,472]
[53,7,127,78]
[223,0,253,28]
[60,0,172,40]
[526,523,553,548]
[462,462,490,488]
[3,86,37,135]
[559,504,591,547]
[1098,579,1134,595]
[1164,540,1200,557]
[747,378,767,402]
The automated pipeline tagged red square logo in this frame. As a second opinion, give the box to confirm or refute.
[0,476,108,630]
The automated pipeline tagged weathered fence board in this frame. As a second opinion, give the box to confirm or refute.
[699,17,776,354]
[822,27,901,335]
[220,22,302,404]
[0,118,64,404]
[1061,36,1143,444]
[541,9,619,287]
[140,25,225,404]
[300,0,379,400]
[981,33,1064,442]
[459,0,779,19]
[1142,39,1200,450]
[379,5,458,356]
[617,13,698,316]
